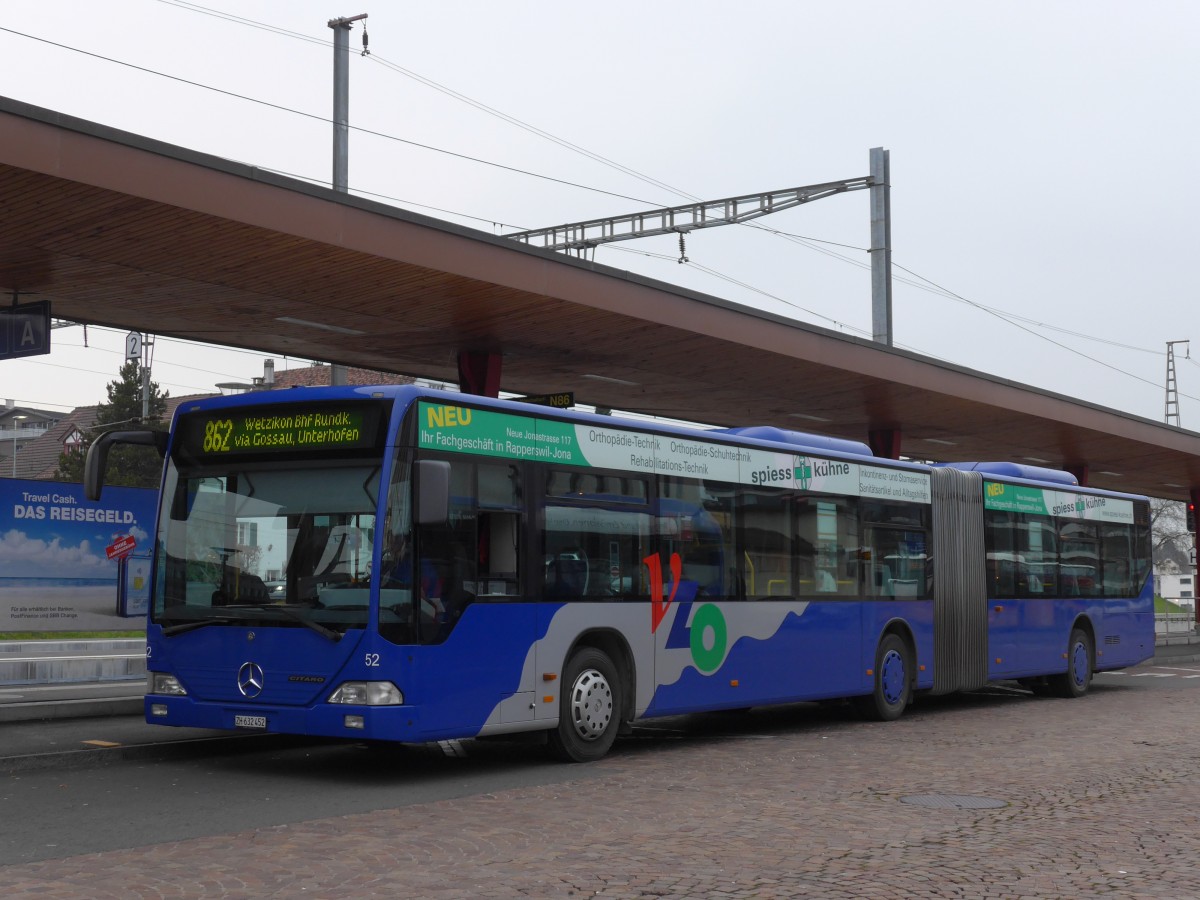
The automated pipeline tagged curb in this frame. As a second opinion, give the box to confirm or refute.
[0,697,143,723]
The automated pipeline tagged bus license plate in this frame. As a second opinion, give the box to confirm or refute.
[234,714,267,729]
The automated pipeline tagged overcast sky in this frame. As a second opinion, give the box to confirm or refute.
[2,1,1198,429]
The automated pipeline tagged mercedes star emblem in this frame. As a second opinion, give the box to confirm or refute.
[237,661,265,698]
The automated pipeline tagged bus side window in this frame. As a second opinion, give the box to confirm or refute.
[1061,521,1099,597]
[871,558,894,598]
[545,547,589,599]
[474,463,522,600]
[542,502,650,602]
[794,497,859,598]
[984,510,1017,599]
[734,488,793,600]
[476,511,520,599]
[410,458,524,642]
[1101,524,1133,597]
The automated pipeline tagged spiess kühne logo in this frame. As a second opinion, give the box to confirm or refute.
[795,458,813,491]
[792,457,851,492]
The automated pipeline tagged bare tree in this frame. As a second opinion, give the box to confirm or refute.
[1151,497,1193,575]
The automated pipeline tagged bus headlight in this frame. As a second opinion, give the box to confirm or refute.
[148,672,187,696]
[328,681,403,705]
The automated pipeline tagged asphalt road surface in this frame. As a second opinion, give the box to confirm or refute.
[3,661,1200,897]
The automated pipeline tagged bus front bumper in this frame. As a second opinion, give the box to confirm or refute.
[144,695,426,742]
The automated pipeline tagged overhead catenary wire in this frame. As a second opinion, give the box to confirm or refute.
[0,25,663,209]
[8,324,324,409]
[1,16,1184,412]
[6,18,1167,366]
[888,263,1190,399]
[743,224,1165,356]
[153,0,703,206]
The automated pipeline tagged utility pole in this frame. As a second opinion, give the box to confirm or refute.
[868,148,892,346]
[140,333,155,421]
[328,13,366,193]
[1165,340,1189,426]
[326,12,366,387]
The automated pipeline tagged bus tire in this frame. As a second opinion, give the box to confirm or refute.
[1049,628,1093,699]
[853,633,912,722]
[548,647,621,762]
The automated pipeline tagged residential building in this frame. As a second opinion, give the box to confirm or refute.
[4,361,413,482]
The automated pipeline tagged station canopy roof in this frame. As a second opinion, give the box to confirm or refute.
[2,96,1200,502]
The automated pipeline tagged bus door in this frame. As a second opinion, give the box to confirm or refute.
[387,453,536,731]
[986,515,1059,676]
[537,469,653,717]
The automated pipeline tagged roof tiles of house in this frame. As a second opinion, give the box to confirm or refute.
[270,364,412,389]
[13,405,101,480]
[0,403,62,427]
[18,394,215,481]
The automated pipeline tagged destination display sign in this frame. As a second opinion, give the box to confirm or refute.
[417,401,930,503]
[176,400,387,460]
[513,392,575,409]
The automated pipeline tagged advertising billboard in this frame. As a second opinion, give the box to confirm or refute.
[0,479,158,631]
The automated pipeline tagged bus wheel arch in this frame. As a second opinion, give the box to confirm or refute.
[853,623,916,722]
[547,630,634,762]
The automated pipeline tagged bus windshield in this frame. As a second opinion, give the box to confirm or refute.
[153,458,383,637]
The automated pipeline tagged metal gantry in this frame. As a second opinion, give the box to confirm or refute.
[504,148,894,345]
[503,179,871,253]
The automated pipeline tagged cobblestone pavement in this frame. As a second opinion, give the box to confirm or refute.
[4,675,1200,899]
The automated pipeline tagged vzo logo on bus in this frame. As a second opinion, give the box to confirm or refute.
[644,552,727,674]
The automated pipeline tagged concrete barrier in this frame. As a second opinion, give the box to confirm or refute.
[0,639,145,685]
[1155,613,1196,635]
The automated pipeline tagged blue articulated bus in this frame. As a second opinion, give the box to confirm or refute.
[85,385,1154,761]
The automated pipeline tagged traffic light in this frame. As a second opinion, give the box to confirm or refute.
[1188,502,1196,533]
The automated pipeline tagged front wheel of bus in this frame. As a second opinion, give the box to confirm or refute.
[853,633,912,722]
[1049,628,1093,699]
[548,647,621,763]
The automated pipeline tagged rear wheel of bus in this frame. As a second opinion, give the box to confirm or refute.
[1048,627,1093,698]
[548,646,621,762]
[853,632,912,722]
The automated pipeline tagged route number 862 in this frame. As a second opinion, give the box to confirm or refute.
[202,419,234,453]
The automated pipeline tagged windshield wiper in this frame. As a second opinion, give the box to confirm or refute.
[162,616,241,637]
[219,604,342,642]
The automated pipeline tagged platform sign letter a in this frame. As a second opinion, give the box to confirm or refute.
[0,301,51,360]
